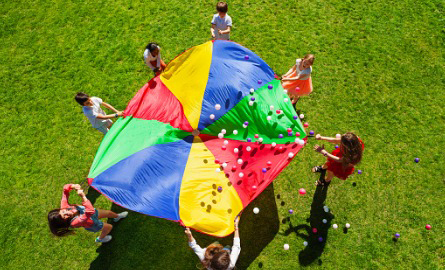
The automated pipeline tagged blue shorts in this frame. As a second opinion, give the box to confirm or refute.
[85,209,104,233]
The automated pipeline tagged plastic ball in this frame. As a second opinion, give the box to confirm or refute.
[345,223,351,229]
[253,134,258,139]
[283,90,288,94]
[312,228,318,233]
[415,158,420,163]
[210,114,215,120]
[295,138,300,143]
[250,88,255,93]
[332,224,338,229]
[224,140,229,145]
[247,138,252,142]
[249,101,254,106]
[288,132,293,136]
[267,161,272,166]
[233,130,238,135]
[246,146,251,152]
[299,188,306,195]
[262,168,267,173]
[318,237,323,242]
[221,145,226,150]
[283,244,289,250]
[278,134,284,138]
[214,159,220,164]
[297,140,305,146]
[287,128,292,132]
[303,122,309,128]
[303,241,308,246]
[251,97,255,101]
[288,152,294,158]
[239,172,244,178]
[278,146,283,151]
[336,134,342,139]
[271,142,277,147]
[215,168,221,172]
[258,138,263,143]
[253,207,260,214]
[218,133,224,139]
[299,114,304,119]
[234,148,239,153]
[288,209,293,214]
[217,186,222,192]
[221,129,227,134]
[215,104,221,110]
[267,116,272,121]
[236,159,242,165]
[284,98,289,102]
[268,84,273,89]
[323,206,329,212]
[293,115,298,120]
[335,145,339,149]
[257,80,262,84]
[244,121,249,126]
[252,185,257,190]
[309,130,315,136]
[276,110,281,114]
[394,233,400,238]
[243,124,247,128]
[244,55,249,60]
[425,224,432,230]
[270,105,274,110]
[322,219,327,224]
[295,87,300,91]
[295,132,300,137]
[231,165,237,171]
[222,163,227,168]
[357,170,362,174]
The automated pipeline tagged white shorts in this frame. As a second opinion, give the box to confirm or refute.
[95,120,113,135]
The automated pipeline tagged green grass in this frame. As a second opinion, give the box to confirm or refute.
[1,0,444,269]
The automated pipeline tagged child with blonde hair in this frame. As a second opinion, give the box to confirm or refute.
[281,54,315,104]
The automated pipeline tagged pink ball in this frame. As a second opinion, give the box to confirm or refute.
[295,132,300,137]
[214,159,220,164]
[296,87,300,91]
[312,228,317,233]
[276,110,281,114]
[231,165,237,171]
[303,122,309,128]
[298,188,306,195]
[254,134,259,138]
[252,185,257,190]
[222,145,226,150]
[425,224,432,230]
[267,161,272,166]
[287,128,292,132]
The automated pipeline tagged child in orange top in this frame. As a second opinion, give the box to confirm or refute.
[281,54,315,104]
[48,184,128,243]
[312,132,364,185]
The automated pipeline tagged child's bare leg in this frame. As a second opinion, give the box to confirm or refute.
[324,170,334,183]
[98,209,118,219]
[99,223,113,239]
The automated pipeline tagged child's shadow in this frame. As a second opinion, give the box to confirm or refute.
[283,180,334,266]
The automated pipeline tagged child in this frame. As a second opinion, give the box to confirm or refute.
[281,54,315,104]
[74,92,123,135]
[48,184,128,243]
[143,42,166,76]
[185,216,241,270]
[211,2,232,40]
[312,132,364,186]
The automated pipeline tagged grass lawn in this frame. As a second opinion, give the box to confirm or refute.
[1,0,444,269]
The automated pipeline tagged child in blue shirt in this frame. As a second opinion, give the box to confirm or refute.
[211,2,232,40]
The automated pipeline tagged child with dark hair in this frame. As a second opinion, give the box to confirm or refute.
[143,42,166,76]
[74,92,123,135]
[48,184,128,243]
[211,2,232,40]
[312,132,364,186]
[281,54,315,104]
[185,216,241,270]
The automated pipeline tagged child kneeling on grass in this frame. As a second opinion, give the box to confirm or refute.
[185,216,241,270]
[312,132,364,186]
[48,184,128,243]
[75,92,123,135]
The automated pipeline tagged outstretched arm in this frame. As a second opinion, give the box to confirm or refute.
[102,102,120,113]
[185,228,205,261]
[95,111,123,120]
[314,144,341,162]
[229,216,241,269]
[315,134,341,144]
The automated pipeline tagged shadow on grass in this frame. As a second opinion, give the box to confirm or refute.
[283,173,335,266]
[88,184,279,270]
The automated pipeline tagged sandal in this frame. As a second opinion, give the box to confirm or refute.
[312,166,324,173]
[315,178,326,186]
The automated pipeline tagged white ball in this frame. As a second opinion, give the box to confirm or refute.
[332,224,338,229]
[215,104,221,110]
[222,162,227,168]
[233,130,238,135]
[295,138,300,143]
[283,90,288,94]
[258,138,263,143]
[345,223,351,229]
[210,114,215,120]
[224,140,229,145]
[336,134,342,139]
[221,129,226,134]
[237,159,243,164]
[322,219,327,224]
[303,241,308,246]
[283,244,289,250]
[270,105,274,110]
[243,124,248,128]
[253,207,260,214]
[249,101,254,106]
[218,133,224,139]
[271,142,277,147]
[234,148,239,153]
[299,114,304,119]
[297,140,305,146]
[288,152,294,158]
[323,206,329,212]
[250,88,255,93]
[216,168,221,173]
[239,172,244,178]
[267,116,272,121]
[246,146,251,152]
[284,98,289,102]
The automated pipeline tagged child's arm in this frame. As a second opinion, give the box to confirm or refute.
[314,145,342,162]
[282,73,307,81]
[70,190,96,227]
[101,102,120,114]
[315,134,341,144]
[282,65,296,78]
[229,216,241,269]
[60,184,78,208]
[219,26,231,35]
[185,228,205,261]
[95,111,123,120]
[211,24,216,38]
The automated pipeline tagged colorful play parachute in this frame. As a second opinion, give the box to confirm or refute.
[87,40,307,236]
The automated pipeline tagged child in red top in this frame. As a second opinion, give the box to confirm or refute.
[48,184,128,243]
[312,132,364,185]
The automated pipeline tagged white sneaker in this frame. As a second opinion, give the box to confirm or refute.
[95,235,112,243]
[113,211,128,222]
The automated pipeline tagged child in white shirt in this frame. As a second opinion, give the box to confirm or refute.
[75,92,123,135]
[185,216,241,270]
[143,42,166,76]
[211,2,232,40]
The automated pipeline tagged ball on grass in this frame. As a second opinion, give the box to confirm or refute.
[283,244,289,250]
[303,241,308,246]
[345,223,351,229]
[322,219,327,224]
[299,114,304,119]
[299,188,306,195]
[394,233,400,238]
[425,224,432,230]
[332,224,338,229]
[288,209,293,214]
[415,158,420,163]
[253,207,260,214]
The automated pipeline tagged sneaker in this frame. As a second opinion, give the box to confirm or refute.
[95,235,112,243]
[113,211,128,222]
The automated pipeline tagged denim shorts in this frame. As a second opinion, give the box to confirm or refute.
[85,209,104,233]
